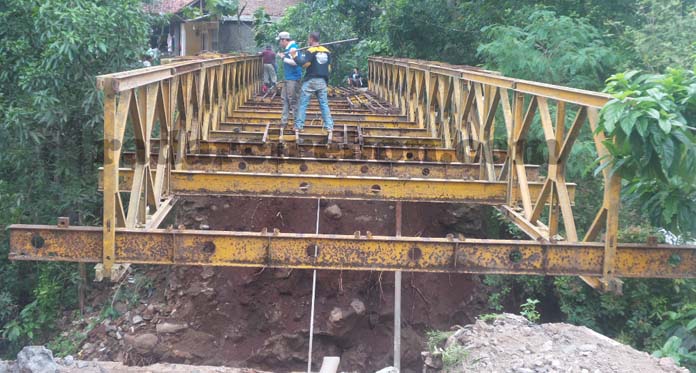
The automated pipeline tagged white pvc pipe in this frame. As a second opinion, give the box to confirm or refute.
[307,199,321,373]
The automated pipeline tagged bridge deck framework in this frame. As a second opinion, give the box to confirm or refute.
[8,55,695,292]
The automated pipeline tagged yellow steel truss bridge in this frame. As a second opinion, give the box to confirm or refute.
[8,55,696,293]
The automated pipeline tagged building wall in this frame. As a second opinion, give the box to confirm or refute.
[219,21,256,53]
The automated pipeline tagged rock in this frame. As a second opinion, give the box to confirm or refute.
[76,361,88,368]
[156,321,188,334]
[350,299,366,315]
[375,367,399,373]
[422,351,443,369]
[540,340,553,352]
[0,361,15,373]
[16,346,58,373]
[200,267,215,280]
[124,333,158,353]
[579,344,597,352]
[63,355,74,366]
[658,357,679,369]
[199,224,210,230]
[132,315,144,324]
[324,204,342,219]
[328,307,344,324]
[113,302,127,314]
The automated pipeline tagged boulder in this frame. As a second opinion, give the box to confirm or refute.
[324,204,343,220]
[0,361,15,373]
[15,346,58,373]
[156,321,188,334]
[124,333,159,353]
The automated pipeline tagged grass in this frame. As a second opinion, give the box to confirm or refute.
[426,329,469,370]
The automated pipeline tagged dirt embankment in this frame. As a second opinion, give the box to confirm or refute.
[73,197,491,372]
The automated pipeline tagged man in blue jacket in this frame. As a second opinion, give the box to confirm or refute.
[289,32,334,136]
[276,32,303,128]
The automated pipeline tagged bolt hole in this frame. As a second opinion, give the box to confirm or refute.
[203,241,216,254]
[238,161,247,170]
[509,250,522,263]
[406,152,414,160]
[244,147,253,155]
[360,165,369,174]
[422,168,430,176]
[31,234,44,249]
[299,182,310,191]
[408,247,422,261]
[306,244,318,257]
[300,163,308,172]
[370,184,381,194]
[668,253,682,267]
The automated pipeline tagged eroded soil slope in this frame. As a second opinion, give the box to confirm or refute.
[75,198,490,372]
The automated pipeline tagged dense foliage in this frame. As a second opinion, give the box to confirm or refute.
[599,69,696,236]
[0,0,149,356]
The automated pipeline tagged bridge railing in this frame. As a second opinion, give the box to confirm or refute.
[96,55,262,277]
[368,56,621,290]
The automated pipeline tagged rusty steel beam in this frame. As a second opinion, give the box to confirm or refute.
[9,225,696,278]
[220,123,431,137]
[223,119,417,127]
[208,130,442,146]
[121,153,541,180]
[99,168,569,204]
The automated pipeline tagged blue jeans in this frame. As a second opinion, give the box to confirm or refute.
[294,78,334,130]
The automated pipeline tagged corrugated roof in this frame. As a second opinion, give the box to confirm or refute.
[145,0,301,17]
[240,0,301,17]
[144,0,197,14]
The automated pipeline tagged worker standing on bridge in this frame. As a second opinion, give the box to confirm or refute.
[260,45,277,91]
[289,32,334,138]
[276,32,302,128]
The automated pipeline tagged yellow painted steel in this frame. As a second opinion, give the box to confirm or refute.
[215,125,431,137]
[120,153,541,180]
[229,110,406,121]
[99,168,570,204]
[9,54,696,286]
[9,225,696,278]
[224,119,417,127]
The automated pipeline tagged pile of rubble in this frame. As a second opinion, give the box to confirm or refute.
[422,313,688,373]
[0,346,265,373]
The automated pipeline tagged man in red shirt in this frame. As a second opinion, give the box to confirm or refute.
[260,45,277,89]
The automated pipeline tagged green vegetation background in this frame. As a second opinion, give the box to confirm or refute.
[1,0,695,369]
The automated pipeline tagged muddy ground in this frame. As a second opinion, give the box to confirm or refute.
[75,197,492,372]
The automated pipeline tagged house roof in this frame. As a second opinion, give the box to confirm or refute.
[145,0,197,14]
[145,0,301,17]
[240,0,301,17]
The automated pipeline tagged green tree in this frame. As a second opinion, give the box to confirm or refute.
[624,0,696,72]
[599,68,696,236]
[0,0,149,356]
[477,9,617,90]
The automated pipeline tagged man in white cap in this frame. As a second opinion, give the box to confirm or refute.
[276,31,303,128]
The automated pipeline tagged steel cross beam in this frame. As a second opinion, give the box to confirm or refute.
[99,168,571,204]
[9,225,696,278]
